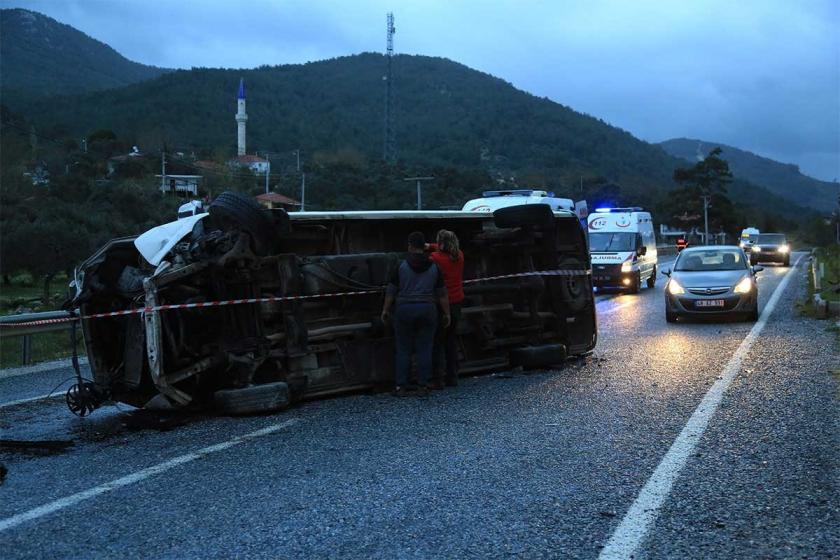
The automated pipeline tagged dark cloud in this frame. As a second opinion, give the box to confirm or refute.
[5,0,838,180]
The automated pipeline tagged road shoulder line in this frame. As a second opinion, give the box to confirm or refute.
[0,393,63,409]
[0,418,299,533]
[598,255,804,559]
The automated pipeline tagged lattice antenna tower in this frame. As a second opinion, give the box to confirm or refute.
[383,12,396,161]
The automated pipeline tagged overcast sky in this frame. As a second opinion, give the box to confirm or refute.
[5,0,839,181]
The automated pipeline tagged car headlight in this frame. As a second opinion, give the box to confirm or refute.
[733,276,753,294]
[778,244,789,253]
[621,261,633,273]
[739,242,746,248]
[667,278,685,295]
[751,246,761,253]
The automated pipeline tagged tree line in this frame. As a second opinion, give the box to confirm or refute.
[2,104,834,305]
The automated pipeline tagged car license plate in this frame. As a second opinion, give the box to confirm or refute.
[595,276,610,281]
[695,299,725,308]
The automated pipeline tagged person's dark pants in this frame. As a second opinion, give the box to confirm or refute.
[433,302,461,385]
[394,302,438,388]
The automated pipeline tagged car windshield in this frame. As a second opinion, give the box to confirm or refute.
[756,234,786,244]
[589,232,635,252]
[675,249,747,271]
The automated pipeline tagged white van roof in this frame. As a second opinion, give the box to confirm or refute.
[462,189,574,213]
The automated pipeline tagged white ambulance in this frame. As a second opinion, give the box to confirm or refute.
[587,207,658,293]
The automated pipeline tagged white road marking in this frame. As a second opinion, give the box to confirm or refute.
[597,301,636,316]
[0,418,299,533]
[598,255,804,560]
[0,392,63,409]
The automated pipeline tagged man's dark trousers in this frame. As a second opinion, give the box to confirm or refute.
[394,302,438,388]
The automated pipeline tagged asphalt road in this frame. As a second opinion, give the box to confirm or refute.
[1,252,837,559]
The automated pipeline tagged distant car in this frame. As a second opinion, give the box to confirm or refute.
[739,227,760,252]
[749,233,790,266]
[177,200,207,219]
[663,246,761,323]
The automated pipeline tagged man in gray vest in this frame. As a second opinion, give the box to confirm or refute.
[381,231,451,396]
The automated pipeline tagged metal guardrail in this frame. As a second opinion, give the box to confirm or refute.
[0,310,77,365]
[656,245,678,257]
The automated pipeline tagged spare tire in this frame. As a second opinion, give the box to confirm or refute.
[509,344,567,370]
[209,191,277,255]
[213,382,290,415]
[493,204,555,229]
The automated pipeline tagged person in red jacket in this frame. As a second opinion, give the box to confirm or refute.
[426,230,465,388]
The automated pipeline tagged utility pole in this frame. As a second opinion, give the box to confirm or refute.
[301,172,306,212]
[294,149,306,211]
[383,12,396,162]
[835,179,839,244]
[161,151,166,194]
[82,138,87,153]
[701,194,711,245]
[404,176,434,210]
[264,160,270,194]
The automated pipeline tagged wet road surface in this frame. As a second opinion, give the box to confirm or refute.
[1,253,837,558]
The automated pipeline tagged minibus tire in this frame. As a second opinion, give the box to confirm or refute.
[209,191,276,255]
[557,256,590,312]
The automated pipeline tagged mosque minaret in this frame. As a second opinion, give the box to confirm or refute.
[235,78,248,156]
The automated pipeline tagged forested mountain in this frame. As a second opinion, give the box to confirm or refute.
[660,138,836,211]
[1,8,822,228]
[0,8,170,100]
[10,53,678,195]
[8,51,810,221]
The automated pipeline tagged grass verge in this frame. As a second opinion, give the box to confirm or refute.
[814,246,839,303]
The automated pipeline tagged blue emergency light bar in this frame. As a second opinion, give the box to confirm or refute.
[593,207,644,213]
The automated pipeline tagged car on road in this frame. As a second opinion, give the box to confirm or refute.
[739,226,760,252]
[68,192,597,416]
[749,233,790,266]
[663,245,761,322]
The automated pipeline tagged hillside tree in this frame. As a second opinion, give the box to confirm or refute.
[663,147,737,237]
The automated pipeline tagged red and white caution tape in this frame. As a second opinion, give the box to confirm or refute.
[0,268,589,328]
[463,268,589,284]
